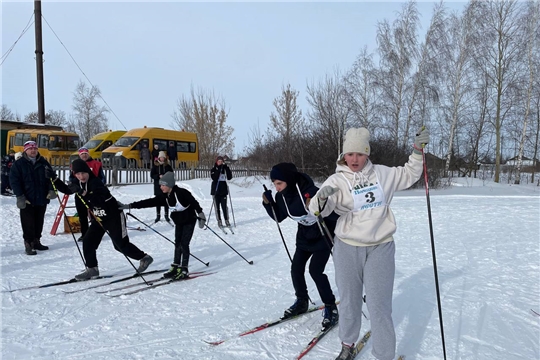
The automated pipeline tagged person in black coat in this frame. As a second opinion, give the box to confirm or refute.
[150,151,173,223]
[1,149,16,195]
[121,171,206,280]
[9,141,56,255]
[166,142,177,169]
[48,159,153,280]
[210,156,233,227]
[262,162,339,330]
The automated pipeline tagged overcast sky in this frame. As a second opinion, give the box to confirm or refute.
[1,1,466,155]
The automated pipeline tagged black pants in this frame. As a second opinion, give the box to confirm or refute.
[75,195,90,236]
[20,204,47,244]
[214,195,229,221]
[82,211,145,268]
[173,221,196,268]
[1,174,10,193]
[156,205,169,218]
[291,247,335,306]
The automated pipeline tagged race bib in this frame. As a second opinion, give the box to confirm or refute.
[352,183,386,211]
[219,174,227,181]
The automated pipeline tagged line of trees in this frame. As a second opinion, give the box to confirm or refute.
[242,0,539,184]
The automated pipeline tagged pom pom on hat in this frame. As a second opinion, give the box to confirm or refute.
[159,171,175,188]
[23,141,38,152]
[342,128,371,156]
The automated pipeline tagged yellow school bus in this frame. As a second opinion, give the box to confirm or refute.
[70,130,126,162]
[6,129,80,164]
[101,127,198,168]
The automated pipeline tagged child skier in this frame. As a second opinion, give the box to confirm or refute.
[121,172,206,280]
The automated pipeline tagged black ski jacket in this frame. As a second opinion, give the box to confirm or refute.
[150,160,173,196]
[263,172,338,252]
[210,163,232,196]
[130,185,203,225]
[9,153,53,207]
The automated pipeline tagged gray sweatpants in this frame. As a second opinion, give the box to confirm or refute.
[334,239,396,360]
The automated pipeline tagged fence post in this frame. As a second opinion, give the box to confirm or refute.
[112,163,118,186]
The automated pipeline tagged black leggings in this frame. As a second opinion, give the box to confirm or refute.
[291,247,335,306]
[214,195,229,221]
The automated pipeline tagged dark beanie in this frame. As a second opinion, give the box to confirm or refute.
[270,163,298,185]
[159,171,176,188]
[71,159,91,174]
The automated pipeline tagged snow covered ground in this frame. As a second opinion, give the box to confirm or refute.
[1,176,539,360]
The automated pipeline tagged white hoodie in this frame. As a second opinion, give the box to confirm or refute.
[308,152,423,246]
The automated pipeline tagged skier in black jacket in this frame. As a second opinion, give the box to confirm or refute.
[210,156,233,228]
[262,162,339,330]
[121,172,206,280]
[48,159,153,281]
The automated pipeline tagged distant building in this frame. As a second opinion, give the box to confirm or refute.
[506,156,536,167]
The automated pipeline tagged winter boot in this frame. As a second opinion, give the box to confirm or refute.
[225,219,231,227]
[322,303,339,329]
[24,242,37,256]
[217,218,223,228]
[164,208,170,222]
[335,343,355,360]
[137,254,153,273]
[155,214,161,223]
[75,267,99,281]
[33,239,49,251]
[172,266,189,280]
[282,298,309,319]
[163,264,179,279]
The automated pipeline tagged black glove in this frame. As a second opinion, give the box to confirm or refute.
[262,189,275,205]
[45,166,57,180]
[68,182,83,196]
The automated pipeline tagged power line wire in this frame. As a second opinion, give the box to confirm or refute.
[0,13,34,66]
[41,14,127,130]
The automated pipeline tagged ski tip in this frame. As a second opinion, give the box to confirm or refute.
[203,340,224,346]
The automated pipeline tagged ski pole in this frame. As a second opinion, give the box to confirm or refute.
[226,182,236,227]
[49,178,85,265]
[263,184,293,263]
[419,138,447,360]
[126,212,209,267]
[206,171,221,226]
[75,193,150,285]
[202,220,254,265]
[302,192,333,254]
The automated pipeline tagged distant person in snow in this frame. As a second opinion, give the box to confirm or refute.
[140,142,151,169]
[48,159,153,281]
[120,171,206,280]
[69,147,106,241]
[9,141,56,255]
[167,141,177,169]
[308,127,430,360]
[150,151,173,223]
[262,162,339,330]
[210,156,233,228]
[1,149,16,196]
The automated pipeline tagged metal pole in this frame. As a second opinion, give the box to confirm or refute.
[34,0,46,124]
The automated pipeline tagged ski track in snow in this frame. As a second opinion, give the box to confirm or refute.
[1,177,539,360]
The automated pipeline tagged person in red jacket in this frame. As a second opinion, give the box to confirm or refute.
[69,147,106,240]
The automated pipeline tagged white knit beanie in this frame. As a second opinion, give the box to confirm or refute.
[342,128,370,156]
[158,151,167,159]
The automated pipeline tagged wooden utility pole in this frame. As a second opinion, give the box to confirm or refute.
[34,0,45,124]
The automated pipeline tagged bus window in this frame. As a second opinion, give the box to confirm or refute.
[153,139,168,151]
[38,134,49,148]
[67,136,79,151]
[114,137,139,147]
[99,140,113,151]
[189,142,196,153]
[49,135,65,150]
[177,141,189,152]
[14,133,32,146]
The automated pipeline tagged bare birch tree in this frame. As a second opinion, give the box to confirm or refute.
[1,105,16,121]
[171,86,234,165]
[269,83,304,163]
[69,80,109,144]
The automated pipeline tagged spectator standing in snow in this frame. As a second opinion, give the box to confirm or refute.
[262,162,339,330]
[167,142,177,169]
[308,127,430,360]
[69,147,106,241]
[120,171,206,280]
[151,144,160,162]
[9,141,56,255]
[210,156,233,228]
[150,151,173,223]
[48,159,153,280]
[140,142,151,169]
[1,149,16,195]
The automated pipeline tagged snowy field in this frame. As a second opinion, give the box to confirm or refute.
[1,176,539,360]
